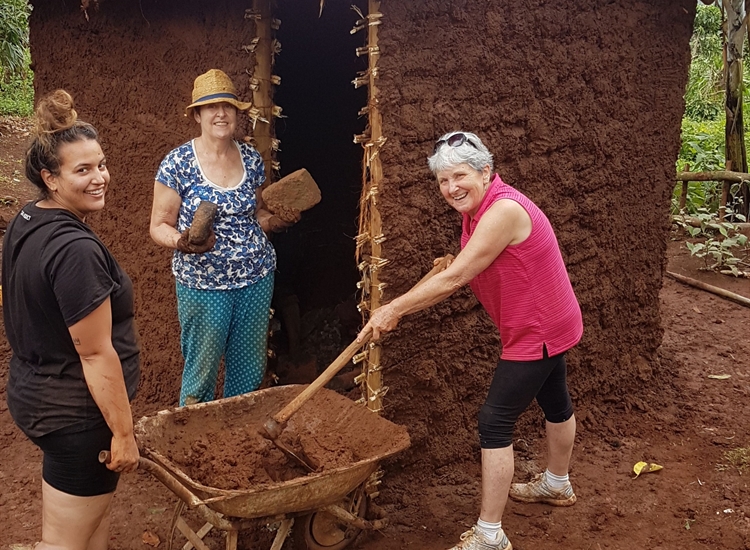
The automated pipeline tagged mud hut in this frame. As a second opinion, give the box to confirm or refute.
[28,0,695,520]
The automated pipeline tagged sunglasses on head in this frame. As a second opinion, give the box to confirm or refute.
[433,132,479,154]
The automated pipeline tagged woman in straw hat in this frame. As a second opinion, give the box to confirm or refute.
[150,69,297,406]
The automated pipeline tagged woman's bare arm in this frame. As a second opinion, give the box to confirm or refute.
[255,188,275,233]
[150,182,182,249]
[358,199,532,340]
[69,297,139,473]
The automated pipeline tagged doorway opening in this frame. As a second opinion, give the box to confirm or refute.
[269,0,368,386]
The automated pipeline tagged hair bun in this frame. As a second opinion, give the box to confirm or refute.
[34,89,78,139]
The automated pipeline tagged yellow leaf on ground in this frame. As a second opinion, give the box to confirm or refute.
[708,374,731,380]
[142,531,160,547]
[633,461,663,478]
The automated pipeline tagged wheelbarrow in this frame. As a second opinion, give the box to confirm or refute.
[130,384,411,550]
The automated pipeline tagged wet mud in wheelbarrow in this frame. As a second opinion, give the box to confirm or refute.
[134,384,410,520]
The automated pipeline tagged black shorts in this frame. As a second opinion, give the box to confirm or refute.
[28,424,120,496]
[478,349,574,449]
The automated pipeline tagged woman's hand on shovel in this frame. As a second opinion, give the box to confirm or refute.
[357,303,401,342]
[356,256,453,343]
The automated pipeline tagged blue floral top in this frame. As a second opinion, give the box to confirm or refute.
[155,140,276,290]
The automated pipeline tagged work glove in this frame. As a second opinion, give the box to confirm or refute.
[267,207,302,233]
[176,228,216,254]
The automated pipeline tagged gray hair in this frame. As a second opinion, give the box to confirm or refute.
[427,131,494,175]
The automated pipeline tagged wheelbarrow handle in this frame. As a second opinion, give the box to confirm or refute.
[99,451,204,508]
[99,450,237,528]
[263,254,454,440]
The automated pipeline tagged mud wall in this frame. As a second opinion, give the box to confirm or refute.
[28,0,265,407]
[374,0,695,491]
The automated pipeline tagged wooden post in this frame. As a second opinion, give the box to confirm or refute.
[720,160,732,222]
[679,163,689,211]
[252,0,274,185]
[723,0,748,217]
[365,0,384,414]
[353,2,386,414]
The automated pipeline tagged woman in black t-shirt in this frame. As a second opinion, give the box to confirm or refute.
[2,90,140,549]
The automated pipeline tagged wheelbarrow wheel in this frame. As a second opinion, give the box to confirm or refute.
[291,489,367,550]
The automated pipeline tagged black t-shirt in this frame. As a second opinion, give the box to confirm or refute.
[2,202,140,437]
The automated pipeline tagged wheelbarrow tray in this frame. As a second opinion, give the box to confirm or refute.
[134,385,410,519]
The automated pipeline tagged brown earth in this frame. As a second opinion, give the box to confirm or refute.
[3,114,750,549]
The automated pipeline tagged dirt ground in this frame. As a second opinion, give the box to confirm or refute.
[2,109,750,550]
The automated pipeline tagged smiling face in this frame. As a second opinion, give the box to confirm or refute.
[194,102,238,140]
[436,163,492,218]
[41,138,109,220]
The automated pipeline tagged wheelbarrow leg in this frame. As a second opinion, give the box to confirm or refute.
[226,529,238,550]
[175,517,211,550]
[185,523,213,550]
[269,518,293,550]
[169,501,214,550]
[169,501,185,550]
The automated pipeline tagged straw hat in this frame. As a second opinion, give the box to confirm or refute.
[185,69,252,117]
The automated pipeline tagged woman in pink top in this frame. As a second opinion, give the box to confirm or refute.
[358,131,583,550]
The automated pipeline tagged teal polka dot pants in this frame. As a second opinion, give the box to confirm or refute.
[176,271,274,406]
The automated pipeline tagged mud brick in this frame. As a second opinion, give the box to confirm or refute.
[262,168,321,222]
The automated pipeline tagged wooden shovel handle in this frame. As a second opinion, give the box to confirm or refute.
[264,254,454,437]
[414,254,454,289]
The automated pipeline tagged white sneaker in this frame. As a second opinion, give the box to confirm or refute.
[447,525,512,550]
[509,472,577,506]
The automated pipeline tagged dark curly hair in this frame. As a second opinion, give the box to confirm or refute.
[25,90,100,198]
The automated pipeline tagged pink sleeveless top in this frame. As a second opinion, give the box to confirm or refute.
[461,175,583,360]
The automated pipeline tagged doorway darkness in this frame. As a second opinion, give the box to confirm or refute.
[272,0,367,315]
[269,1,368,381]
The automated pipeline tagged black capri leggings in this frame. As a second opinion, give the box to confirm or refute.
[478,350,574,449]
[28,424,120,497]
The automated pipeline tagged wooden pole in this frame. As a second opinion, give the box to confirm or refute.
[675,169,750,182]
[679,163,690,211]
[720,160,732,222]
[666,271,750,308]
[251,0,274,185]
[365,0,384,414]
[722,0,748,217]
[672,214,750,231]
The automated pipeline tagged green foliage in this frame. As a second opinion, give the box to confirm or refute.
[675,206,750,276]
[674,118,725,214]
[684,4,723,120]
[0,0,32,116]
[678,117,726,171]
[676,3,750,215]
[0,49,33,116]
[0,0,31,80]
